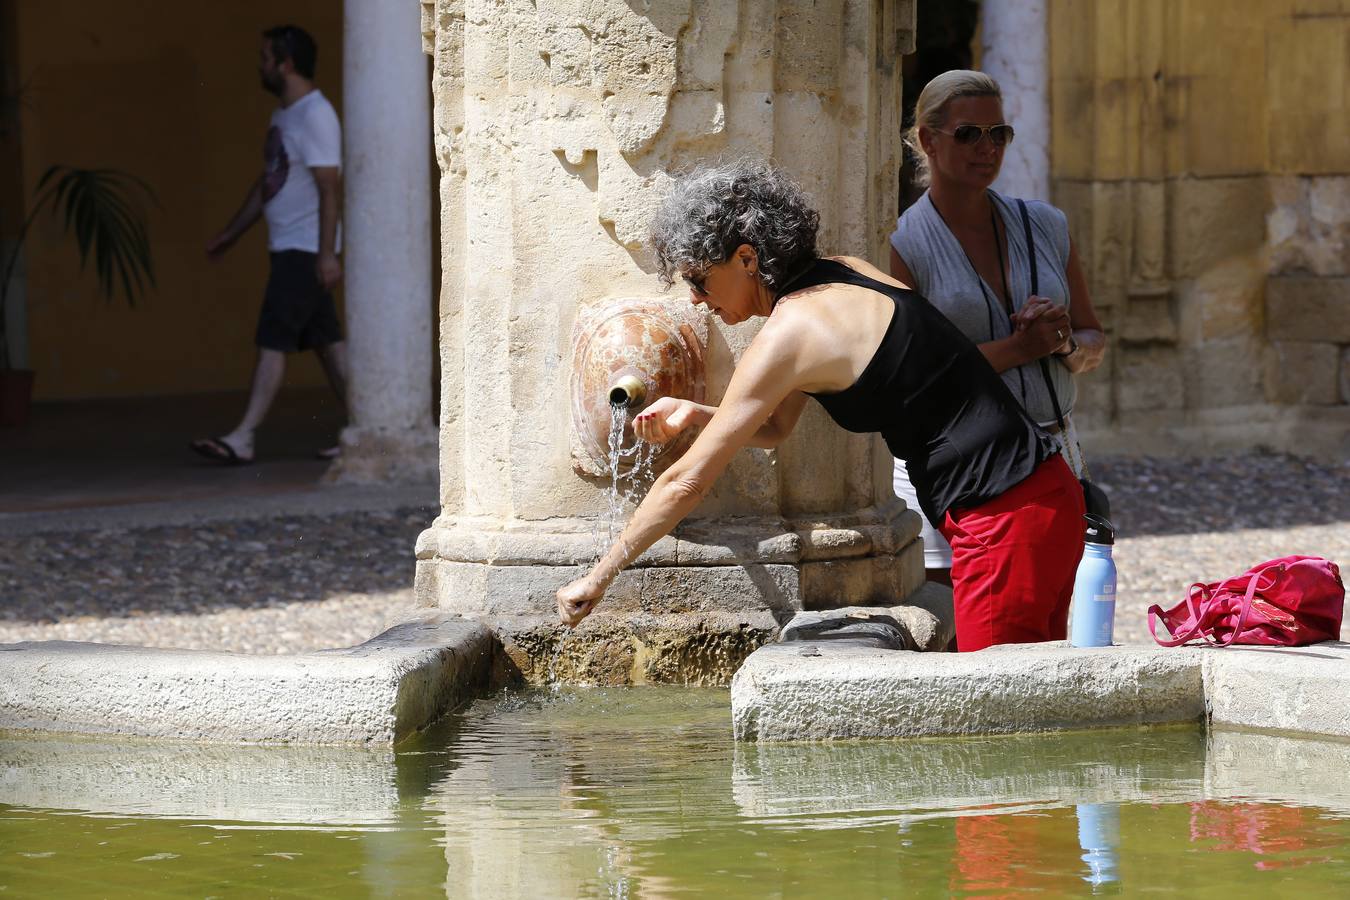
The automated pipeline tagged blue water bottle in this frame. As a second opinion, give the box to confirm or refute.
[1069,514,1117,647]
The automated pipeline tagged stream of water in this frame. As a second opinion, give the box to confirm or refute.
[601,403,658,549]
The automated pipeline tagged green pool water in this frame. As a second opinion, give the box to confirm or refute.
[5,687,1350,898]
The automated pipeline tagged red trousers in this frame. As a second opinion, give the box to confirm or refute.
[939,456,1085,652]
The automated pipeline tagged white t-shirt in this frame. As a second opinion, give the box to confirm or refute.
[261,89,342,254]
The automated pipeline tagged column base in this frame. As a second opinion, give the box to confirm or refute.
[325,424,438,485]
[413,504,926,683]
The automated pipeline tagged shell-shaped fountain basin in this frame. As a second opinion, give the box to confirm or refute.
[570,298,708,478]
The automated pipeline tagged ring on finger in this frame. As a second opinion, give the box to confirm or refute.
[1056,329,1065,340]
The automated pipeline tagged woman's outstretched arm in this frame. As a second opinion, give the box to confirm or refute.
[557,316,814,625]
[635,391,810,449]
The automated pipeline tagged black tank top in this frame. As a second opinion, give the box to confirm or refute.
[782,259,1056,523]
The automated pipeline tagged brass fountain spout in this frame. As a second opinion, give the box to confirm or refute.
[608,375,647,409]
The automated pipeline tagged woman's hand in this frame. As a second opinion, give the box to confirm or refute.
[557,573,606,627]
[633,397,702,444]
[1013,297,1072,359]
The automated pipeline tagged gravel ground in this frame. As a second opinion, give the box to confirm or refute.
[1,453,1346,653]
[0,509,427,654]
[1092,453,1350,643]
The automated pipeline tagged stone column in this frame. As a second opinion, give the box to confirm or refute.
[982,0,1050,201]
[331,0,437,483]
[417,0,922,683]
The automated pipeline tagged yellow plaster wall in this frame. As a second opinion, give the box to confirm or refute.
[1051,0,1348,182]
[14,1,342,400]
[1048,0,1350,453]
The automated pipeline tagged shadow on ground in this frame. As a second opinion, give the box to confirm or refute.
[0,388,347,513]
[1092,453,1350,538]
[0,508,429,624]
[0,388,435,626]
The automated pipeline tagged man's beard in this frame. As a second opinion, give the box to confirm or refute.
[260,71,284,96]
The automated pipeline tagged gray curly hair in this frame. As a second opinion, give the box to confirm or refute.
[649,158,819,292]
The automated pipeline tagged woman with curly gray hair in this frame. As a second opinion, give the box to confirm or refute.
[557,159,1085,652]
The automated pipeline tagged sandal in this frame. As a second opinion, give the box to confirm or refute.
[190,437,253,465]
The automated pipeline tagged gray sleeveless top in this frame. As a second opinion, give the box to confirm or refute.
[889,189,1075,426]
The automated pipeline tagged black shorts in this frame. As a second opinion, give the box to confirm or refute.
[256,250,343,352]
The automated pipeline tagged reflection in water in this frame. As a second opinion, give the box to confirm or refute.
[0,736,403,825]
[730,727,1209,826]
[1189,801,1333,871]
[5,690,1350,897]
[1077,803,1121,890]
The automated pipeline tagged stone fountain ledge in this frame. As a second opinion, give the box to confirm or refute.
[0,613,495,745]
[732,622,1350,741]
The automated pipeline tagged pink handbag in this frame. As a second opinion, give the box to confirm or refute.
[1148,555,1344,647]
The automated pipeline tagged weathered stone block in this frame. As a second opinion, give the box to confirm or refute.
[1175,254,1265,343]
[1130,181,1167,283]
[1342,346,1350,404]
[0,615,495,745]
[1266,341,1341,405]
[1168,177,1268,279]
[1270,176,1350,277]
[1087,181,1132,307]
[1051,178,1093,260]
[1116,346,1184,411]
[1266,276,1350,343]
[482,610,780,686]
[1205,643,1350,737]
[1119,291,1177,344]
[799,540,923,610]
[1071,369,1113,431]
[732,639,1350,743]
[1183,336,1266,409]
[1177,4,1268,178]
[414,558,805,618]
[731,642,1206,741]
[778,589,952,654]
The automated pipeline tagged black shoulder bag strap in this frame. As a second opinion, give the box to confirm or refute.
[1017,199,1110,518]
[1017,199,1067,433]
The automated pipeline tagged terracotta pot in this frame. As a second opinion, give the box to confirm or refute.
[0,369,35,427]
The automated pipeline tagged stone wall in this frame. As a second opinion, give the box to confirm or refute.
[1049,0,1350,457]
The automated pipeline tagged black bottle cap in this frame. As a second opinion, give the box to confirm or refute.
[1083,513,1115,545]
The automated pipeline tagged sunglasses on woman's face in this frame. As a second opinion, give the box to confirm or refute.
[935,123,1015,147]
[682,271,709,296]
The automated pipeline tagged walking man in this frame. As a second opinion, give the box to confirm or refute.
[192,24,345,464]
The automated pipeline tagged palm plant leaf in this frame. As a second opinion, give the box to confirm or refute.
[0,165,157,368]
[35,165,157,307]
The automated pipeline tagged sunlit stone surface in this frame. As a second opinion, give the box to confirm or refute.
[731,639,1350,741]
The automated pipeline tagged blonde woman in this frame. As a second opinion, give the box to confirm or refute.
[889,69,1106,586]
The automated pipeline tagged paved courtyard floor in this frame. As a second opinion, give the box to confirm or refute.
[0,428,1346,654]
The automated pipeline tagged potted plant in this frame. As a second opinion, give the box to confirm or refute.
[0,164,156,426]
